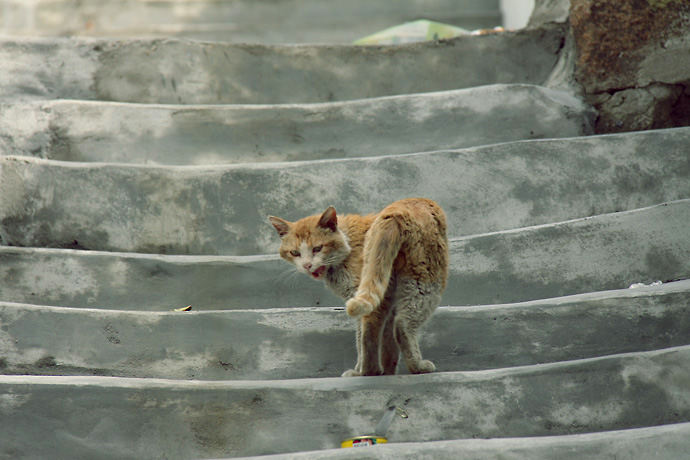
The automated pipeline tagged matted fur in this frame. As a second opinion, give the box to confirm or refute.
[269,198,449,376]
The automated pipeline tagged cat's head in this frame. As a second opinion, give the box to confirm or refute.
[268,206,351,280]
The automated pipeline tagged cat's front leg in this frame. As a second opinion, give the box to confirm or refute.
[342,321,364,377]
[354,320,363,373]
[342,314,383,377]
[359,313,384,376]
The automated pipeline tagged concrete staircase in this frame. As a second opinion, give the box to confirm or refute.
[1,1,689,459]
[0,0,502,44]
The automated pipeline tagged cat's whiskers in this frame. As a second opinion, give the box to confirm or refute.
[275,266,301,286]
[322,254,343,267]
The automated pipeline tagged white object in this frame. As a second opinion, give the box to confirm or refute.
[629,280,663,289]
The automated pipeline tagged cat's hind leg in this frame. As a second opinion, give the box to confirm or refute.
[395,317,435,374]
[393,280,442,374]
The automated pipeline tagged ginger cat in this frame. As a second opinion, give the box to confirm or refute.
[268,198,449,377]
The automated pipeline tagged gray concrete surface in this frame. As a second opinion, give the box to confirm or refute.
[0,85,594,165]
[1,200,689,309]
[2,345,690,459]
[0,0,502,44]
[229,422,690,460]
[0,26,565,104]
[450,199,690,305]
[1,280,688,381]
[2,128,689,255]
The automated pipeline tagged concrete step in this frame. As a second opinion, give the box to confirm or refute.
[1,128,689,255]
[1,280,688,380]
[450,199,690,305]
[2,200,689,309]
[0,27,565,103]
[230,422,690,460]
[2,345,690,459]
[0,0,502,44]
[0,85,593,165]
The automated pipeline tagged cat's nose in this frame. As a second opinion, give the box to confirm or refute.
[303,263,312,271]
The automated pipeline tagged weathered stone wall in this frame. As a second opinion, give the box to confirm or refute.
[529,0,690,134]
[570,0,690,133]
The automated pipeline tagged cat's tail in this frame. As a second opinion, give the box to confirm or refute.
[345,215,404,317]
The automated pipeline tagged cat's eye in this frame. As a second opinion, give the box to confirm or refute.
[290,250,300,257]
[312,245,323,254]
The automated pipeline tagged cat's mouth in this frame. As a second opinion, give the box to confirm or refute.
[311,266,326,279]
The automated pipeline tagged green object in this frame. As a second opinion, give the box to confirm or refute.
[353,19,469,45]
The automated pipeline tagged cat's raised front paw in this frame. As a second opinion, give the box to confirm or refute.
[345,297,373,317]
[342,369,362,377]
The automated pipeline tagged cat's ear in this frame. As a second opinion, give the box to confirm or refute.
[318,206,338,232]
[268,216,291,238]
